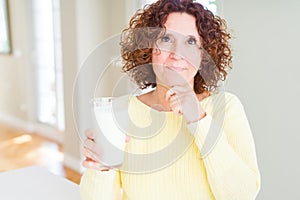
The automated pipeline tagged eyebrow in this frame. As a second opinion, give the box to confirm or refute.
[164,31,200,39]
[187,34,201,41]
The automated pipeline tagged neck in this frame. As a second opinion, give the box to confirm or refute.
[152,84,172,111]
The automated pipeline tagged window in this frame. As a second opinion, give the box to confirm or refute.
[32,0,65,131]
[0,0,11,53]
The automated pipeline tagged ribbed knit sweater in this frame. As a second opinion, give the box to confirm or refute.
[80,92,261,200]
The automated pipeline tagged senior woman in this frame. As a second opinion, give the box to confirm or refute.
[80,0,261,199]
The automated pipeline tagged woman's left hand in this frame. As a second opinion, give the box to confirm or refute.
[165,84,206,123]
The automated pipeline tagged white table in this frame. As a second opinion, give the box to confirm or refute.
[0,166,81,200]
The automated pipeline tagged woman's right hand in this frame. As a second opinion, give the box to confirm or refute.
[82,129,111,171]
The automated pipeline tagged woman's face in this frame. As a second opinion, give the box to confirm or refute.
[152,12,202,88]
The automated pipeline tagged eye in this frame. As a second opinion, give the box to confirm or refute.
[161,35,172,43]
[187,37,197,45]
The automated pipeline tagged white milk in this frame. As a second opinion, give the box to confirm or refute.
[92,97,127,167]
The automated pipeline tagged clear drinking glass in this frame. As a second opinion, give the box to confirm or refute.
[90,97,126,168]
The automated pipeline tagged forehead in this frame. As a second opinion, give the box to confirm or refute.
[164,12,199,38]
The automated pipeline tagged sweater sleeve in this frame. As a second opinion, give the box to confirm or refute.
[79,168,122,200]
[187,93,261,200]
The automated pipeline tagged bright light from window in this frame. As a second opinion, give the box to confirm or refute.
[32,0,65,131]
[12,135,32,145]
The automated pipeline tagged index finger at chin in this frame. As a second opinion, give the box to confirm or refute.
[165,89,175,101]
[85,128,96,139]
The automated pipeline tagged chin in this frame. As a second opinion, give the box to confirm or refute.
[159,77,192,88]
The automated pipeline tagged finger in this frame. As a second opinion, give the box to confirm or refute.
[171,105,182,116]
[167,86,189,101]
[82,147,95,160]
[165,89,175,101]
[170,85,191,94]
[85,128,96,140]
[169,94,180,103]
[83,138,96,150]
[169,95,182,108]
[169,99,182,116]
[82,147,101,162]
[82,160,110,171]
[83,139,103,157]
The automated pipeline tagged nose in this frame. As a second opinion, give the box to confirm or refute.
[169,43,184,60]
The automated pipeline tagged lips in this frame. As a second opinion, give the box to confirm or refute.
[166,65,186,72]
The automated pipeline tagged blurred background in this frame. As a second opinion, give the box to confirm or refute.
[0,0,299,199]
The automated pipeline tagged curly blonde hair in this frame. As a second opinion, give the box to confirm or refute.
[121,0,232,94]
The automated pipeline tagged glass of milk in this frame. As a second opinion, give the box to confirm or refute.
[90,97,127,168]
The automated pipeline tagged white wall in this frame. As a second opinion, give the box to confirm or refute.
[222,0,300,199]
[0,0,33,121]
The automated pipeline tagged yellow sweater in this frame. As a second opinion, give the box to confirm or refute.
[80,92,261,200]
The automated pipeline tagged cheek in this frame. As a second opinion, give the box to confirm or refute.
[189,58,200,73]
[152,50,167,75]
[152,49,168,65]
[186,52,202,71]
